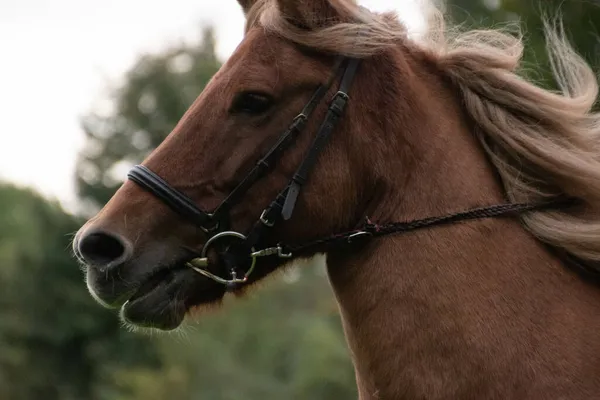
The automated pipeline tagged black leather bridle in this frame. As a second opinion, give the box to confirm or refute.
[127,55,574,290]
[128,57,361,288]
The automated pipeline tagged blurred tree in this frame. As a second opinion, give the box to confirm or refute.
[445,0,600,89]
[0,182,160,400]
[76,27,221,212]
[75,24,357,399]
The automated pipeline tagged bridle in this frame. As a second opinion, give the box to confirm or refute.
[127,55,575,290]
[128,56,360,288]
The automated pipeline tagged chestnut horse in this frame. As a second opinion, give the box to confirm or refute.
[74,0,600,398]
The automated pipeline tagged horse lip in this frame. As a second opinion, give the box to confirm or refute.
[86,260,181,309]
[87,253,228,328]
[127,263,184,302]
[85,266,136,309]
[119,273,186,331]
[119,263,227,331]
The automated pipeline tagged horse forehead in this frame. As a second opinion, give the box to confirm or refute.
[228,27,312,73]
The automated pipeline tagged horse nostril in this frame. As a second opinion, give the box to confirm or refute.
[78,231,130,269]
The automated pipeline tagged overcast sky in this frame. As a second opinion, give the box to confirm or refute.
[0,0,424,213]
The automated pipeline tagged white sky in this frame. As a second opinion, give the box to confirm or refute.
[0,0,424,213]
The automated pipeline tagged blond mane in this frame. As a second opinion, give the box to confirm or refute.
[247,0,600,265]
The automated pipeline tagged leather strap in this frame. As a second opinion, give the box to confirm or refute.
[211,57,346,221]
[242,58,361,254]
[282,58,360,220]
[128,165,214,229]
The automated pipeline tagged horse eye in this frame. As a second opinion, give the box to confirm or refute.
[231,92,273,115]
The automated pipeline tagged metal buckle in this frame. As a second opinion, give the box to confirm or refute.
[199,213,220,234]
[334,90,349,101]
[259,209,275,227]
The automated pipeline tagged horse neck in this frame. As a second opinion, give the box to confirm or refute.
[325,49,600,399]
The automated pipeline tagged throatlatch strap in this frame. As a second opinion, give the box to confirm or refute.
[239,58,361,253]
[281,58,361,220]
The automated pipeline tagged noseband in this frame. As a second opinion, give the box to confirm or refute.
[127,56,575,290]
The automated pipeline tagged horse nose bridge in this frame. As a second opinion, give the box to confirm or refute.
[73,188,144,261]
[89,180,159,228]
[74,179,187,261]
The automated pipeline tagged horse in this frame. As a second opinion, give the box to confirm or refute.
[73,0,600,398]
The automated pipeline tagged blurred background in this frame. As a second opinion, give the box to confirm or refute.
[1,0,599,399]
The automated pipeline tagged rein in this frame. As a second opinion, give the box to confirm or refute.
[278,198,575,256]
[184,198,574,286]
[127,55,573,290]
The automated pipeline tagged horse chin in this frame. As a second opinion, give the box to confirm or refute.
[118,265,227,332]
[113,251,298,332]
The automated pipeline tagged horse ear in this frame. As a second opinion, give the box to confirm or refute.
[275,0,356,29]
[237,0,257,14]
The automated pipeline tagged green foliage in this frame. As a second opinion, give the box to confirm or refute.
[445,0,600,90]
[0,183,160,400]
[76,27,221,211]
